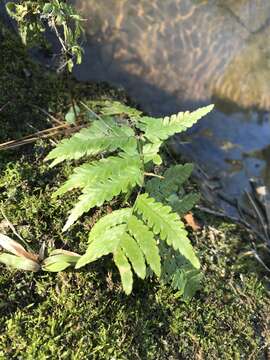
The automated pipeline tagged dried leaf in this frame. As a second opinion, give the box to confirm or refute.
[183,213,201,231]
[0,234,38,261]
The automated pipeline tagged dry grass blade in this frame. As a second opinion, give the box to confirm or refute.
[33,105,68,126]
[245,190,270,244]
[0,234,38,262]
[0,124,83,151]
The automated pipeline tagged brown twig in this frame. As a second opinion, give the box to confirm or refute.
[0,125,83,151]
[33,105,66,126]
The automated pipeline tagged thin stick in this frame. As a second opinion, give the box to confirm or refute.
[251,250,270,272]
[195,205,236,220]
[0,125,83,151]
[33,105,66,126]
[0,124,69,146]
[245,190,270,244]
[80,101,103,121]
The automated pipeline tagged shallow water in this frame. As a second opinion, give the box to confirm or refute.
[68,0,270,217]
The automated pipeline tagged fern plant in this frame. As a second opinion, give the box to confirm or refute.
[45,101,214,294]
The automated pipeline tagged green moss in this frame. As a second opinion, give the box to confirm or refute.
[0,20,269,360]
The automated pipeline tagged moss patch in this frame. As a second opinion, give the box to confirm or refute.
[0,20,270,360]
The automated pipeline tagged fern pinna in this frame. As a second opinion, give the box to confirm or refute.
[45,102,213,294]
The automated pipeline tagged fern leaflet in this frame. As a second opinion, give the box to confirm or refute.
[145,164,199,215]
[53,153,142,198]
[45,118,137,167]
[143,141,162,165]
[63,161,144,231]
[169,193,200,216]
[135,194,200,269]
[127,215,161,277]
[137,105,214,143]
[159,243,202,300]
[114,248,133,295]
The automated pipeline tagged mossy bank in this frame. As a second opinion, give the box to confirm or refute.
[0,21,270,359]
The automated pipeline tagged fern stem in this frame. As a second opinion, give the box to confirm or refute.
[144,172,165,179]
[80,101,118,135]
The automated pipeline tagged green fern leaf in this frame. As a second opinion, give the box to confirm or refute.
[120,233,146,279]
[172,268,202,300]
[145,164,193,201]
[169,193,200,216]
[145,164,199,215]
[53,153,141,198]
[113,248,133,295]
[135,194,200,269]
[76,210,134,268]
[83,210,146,279]
[138,105,214,143]
[88,209,132,241]
[163,164,194,190]
[79,224,127,266]
[76,209,161,294]
[45,118,137,167]
[159,243,202,299]
[63,163,143,231]
[127,215,161,277]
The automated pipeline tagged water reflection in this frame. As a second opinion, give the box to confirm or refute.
[70,0,270,216]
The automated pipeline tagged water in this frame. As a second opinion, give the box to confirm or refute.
[3,0,270,218]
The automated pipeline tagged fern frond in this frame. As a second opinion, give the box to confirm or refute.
[53,153,141,198]
[45,118,137,167]
[76,208,161,294]
[138,105,214,143]
[146,164,193,200]
[169,193,200,216]
[171,268,202,300]
[127,215,161,277]
[135,194,200,269]
[63,162,143,231]
[159,243,202,299]
[163,164,194,190]
[44,102,214,295]
[145,164,199,216]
